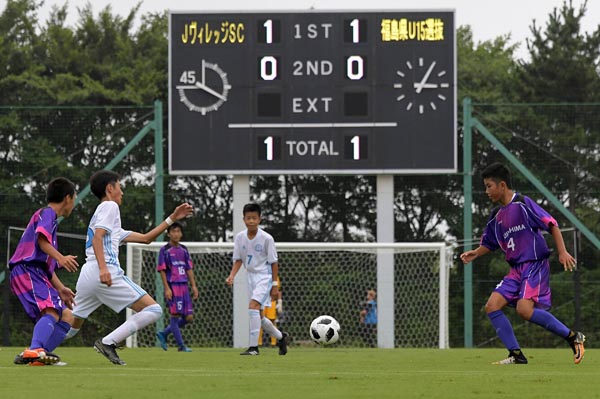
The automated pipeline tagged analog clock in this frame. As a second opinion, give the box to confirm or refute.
[176,60,231,115]
[393,57,450,115]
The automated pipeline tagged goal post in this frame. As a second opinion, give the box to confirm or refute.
[126,242,452,349]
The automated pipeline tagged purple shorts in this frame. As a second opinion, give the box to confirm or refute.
[10,264,65,321]
[494,259,552,310]
[166,283,193,316]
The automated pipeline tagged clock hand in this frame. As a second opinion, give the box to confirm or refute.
[195,81,227,101]
[414,61,436,94]
[413,83,439,89]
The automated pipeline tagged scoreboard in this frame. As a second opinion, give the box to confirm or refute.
[169,11,456,174]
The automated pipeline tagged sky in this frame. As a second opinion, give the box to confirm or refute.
[30,0,600,60]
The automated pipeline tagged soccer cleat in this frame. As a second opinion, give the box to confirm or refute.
[22,348,60,365]
[492,350,528,365]
[568,331,585,364]
[156,331,168,351]
[240,346,260,355]
[277,331,289,356]
[178,345,192,352]
[94,339,126,365]
[14,351,26,365]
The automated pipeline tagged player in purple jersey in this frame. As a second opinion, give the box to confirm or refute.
[155,222,198,352]
[9,177,79,366]
[460,163,585,365]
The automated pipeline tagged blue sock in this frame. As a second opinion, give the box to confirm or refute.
[45,320,70,352]
[31,314,56,350]
[529,308,570,338]
[170,317,185,348]
[488,310,520,351]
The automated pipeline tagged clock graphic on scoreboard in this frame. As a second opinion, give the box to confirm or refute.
[393,56,450,115]
[176,59,231,115]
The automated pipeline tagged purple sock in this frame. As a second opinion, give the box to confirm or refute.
[46,320,71,352]
[31,314,56,350]
[170,317,185,348]
[529,308,570,338]
[488,310,520,351]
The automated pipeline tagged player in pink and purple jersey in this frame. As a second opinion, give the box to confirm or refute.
[155,222,198,352]
[9,177,79,366]
[460,163,585,365]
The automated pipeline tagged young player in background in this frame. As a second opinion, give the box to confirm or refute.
[156,222,198,352]
[226,203,288,356]
[67,170,193,365]
[9,178,79,366]
[359,289,377,347]
[460,162,585,365]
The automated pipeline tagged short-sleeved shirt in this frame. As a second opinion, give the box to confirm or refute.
[84,201,132,274]
[233,228,278,274]
[480,193,557,266]
[9,207,59,278]
[157,243,193,284]
[364,300,377,325]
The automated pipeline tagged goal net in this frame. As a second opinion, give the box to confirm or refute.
[126,242,452,349]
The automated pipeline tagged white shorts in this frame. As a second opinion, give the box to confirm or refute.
[247,271,273,307]
[72,262,147,319]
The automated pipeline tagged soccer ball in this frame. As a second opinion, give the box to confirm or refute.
[309,315,340,345]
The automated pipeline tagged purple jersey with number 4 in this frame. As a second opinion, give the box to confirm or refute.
[480,193,557,266]
[9,207,59,278]
[157,243,193,283]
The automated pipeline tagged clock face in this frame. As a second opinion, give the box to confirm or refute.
[176,60,231,115]
[393,57,450,115]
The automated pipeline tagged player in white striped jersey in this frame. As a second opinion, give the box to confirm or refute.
[226,203,288,355]
[67,170,193,365]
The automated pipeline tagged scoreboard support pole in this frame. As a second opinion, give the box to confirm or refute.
[376,175,395,348]
[232,175,250,348]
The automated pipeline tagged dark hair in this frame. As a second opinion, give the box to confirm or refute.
[90,170,121,200]
[243,203,261,216]
[481,162,512,189]
[46,177,76,203]
[167,221,183,233]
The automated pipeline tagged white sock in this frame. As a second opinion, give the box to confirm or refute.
[249,309,261,347]
[261,317,282,340]
[65,327,80,340]
[103,304,162,345]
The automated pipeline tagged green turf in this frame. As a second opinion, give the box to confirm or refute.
[0,346,597,399]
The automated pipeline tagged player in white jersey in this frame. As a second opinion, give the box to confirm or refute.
[226,203,288,356]
[67,170,193,365]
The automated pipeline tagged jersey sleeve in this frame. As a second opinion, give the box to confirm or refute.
[35,208,56,246]
[184,247,194,270]
[523,196,557,232]
[266,235,278,265]
[232,233,242,261]
[480,218,500,251]
[157,246,167,272]
[94,201,119,233]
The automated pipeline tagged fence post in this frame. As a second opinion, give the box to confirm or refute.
[462,97,473,348]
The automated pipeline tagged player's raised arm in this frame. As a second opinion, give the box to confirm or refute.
[124,203,194,244]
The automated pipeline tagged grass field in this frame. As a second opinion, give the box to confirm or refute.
[0,346,597,399]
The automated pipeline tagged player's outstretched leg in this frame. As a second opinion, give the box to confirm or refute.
[567,331,585,364]
[94,339,126,365]
[492,349,528,365]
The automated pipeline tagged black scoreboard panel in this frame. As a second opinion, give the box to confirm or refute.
[169,11,456,174]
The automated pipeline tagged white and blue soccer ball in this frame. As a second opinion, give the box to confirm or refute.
[310,315,340,345]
